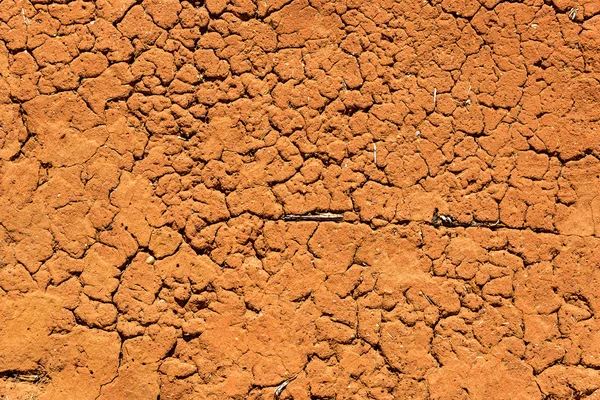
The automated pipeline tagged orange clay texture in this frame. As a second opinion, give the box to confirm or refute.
[1,0,600,399]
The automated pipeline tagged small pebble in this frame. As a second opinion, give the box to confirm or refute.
[146,255,156,265]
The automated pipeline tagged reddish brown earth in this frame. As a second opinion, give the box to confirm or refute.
[1,0,600,398]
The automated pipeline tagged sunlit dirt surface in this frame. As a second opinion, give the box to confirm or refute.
[1,0,600,398]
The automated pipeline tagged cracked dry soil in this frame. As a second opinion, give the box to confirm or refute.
[1,0,600,398]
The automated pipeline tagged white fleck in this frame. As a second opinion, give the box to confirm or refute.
[568,8,578,20]
[373,142,377,164]
[22,8,30,26]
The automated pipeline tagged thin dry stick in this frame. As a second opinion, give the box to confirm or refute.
[283,213,344,222]
[274,374,299,399]
[373,142,377,164]
[420,291,434,305]
[22,8,30,26]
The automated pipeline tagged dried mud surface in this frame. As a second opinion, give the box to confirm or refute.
[1,0,600,398]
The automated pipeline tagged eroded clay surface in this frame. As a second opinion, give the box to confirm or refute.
[1,0,600,398]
